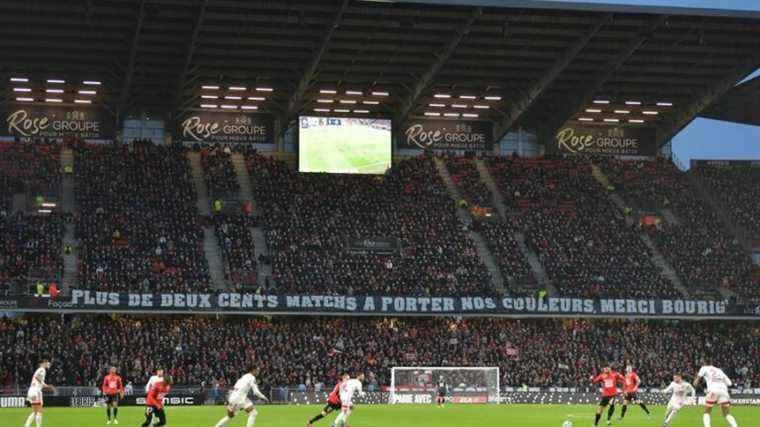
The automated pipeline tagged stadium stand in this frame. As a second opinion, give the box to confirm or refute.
[73,140,212,293]
[694,162,760,242]
[442,157,534,289]
[200,147,240,200]
[0,141,64,295]
[212,213,258,290]
[247,154,493,296]
[0,141,61,198]
[444,157,493,208]
[1,315,758,391]
[487,156,680,299]
[599,158,757,297]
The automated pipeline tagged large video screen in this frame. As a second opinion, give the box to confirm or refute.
[298,116,392,174]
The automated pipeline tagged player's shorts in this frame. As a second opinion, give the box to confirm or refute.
[599,396,616,406]
[323,401,341,413]
[105,393,121,405]
[624,392,638,401]
[667,399,686,412]
[227,392,254,412]
[705,389,731,406]
[26,387,43,405]
[437,390,446,398]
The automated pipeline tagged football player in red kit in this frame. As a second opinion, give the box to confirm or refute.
[619,364,651,420]
[591,366,625,426]
[307,373,349,427]
[141,375,172,427]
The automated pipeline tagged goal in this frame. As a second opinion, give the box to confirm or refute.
[390,367,500,404]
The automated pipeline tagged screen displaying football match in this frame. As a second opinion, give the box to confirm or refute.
[298,116,392,174]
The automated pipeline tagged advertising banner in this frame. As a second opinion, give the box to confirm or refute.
[400,120,493,150]
[4,291,759,319]
[176,112,274,145]
[0,106,115,140]
[348,237,400,254]
[551,125,656,156]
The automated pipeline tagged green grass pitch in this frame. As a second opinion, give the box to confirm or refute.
[299,125,391,174]
[4,404,758,427]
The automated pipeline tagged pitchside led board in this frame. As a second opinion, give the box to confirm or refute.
[298,116,392,174]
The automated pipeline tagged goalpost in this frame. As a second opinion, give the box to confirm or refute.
[390,367,500,404]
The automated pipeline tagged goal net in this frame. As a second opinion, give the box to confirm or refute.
[390,367,500,404]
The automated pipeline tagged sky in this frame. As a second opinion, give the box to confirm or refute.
[550,0,760,12]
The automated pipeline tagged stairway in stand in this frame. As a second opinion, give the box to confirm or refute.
[186,151,226,289]
[475,159,553,294]
[59,147,78,292]
[230,153,254,205]
[434,157,506,294]
[251,227,272,288]
[590,163,690,297]
[186,151,212,216]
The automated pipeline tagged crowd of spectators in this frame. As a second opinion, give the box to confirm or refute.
[73,140,211,293]
[443,157,492,208]
[0,141,61,197]
[1,315,757,392]
[694,162,760,242]
[488,157,680,299]
[0,141,64,293]
[0,212,65,282]
[247,154,492,296]
[599,159,756,298]
[200,147,239,199]
[442,157,533,289]
[212,213,257,288]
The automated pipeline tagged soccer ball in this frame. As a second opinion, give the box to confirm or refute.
[562,420,573,427]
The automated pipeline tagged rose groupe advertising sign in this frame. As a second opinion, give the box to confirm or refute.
[177,112,274,145]
[400,120,494,150]
[1,107,115,139]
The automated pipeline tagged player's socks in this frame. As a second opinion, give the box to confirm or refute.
[213,416,231,427]
[34,413,42,427]
[24,412,35,427]
[107,407,112,421]
[620,405,627,419]
[309,414,325,423]
[725,414,738,427]
[594,413,601,426]
[607,404,616,421]
[703,413,711,427]
[663,409,674,427]
[246,411,257,427]
[113,408,118,419]
[639,403,650,415]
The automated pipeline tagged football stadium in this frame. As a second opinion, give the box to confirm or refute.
[1,0,760,426]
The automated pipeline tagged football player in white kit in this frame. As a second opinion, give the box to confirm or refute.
[694,360,739,427]
[145,368,164,393]
[24,358,56,427]
[332,373,365,427]
[660,373,695,427]
[213,365,269,427]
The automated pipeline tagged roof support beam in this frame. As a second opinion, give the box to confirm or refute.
[174,0,209,115]
[285,0,349,122]
[397,7,483,125]
[118,0,146,111]
[657,52,760,145]
[494,13,611,141]
[545,14,667,135]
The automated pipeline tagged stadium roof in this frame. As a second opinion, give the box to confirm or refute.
[701,74,760,126]
[1,0,759,144]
